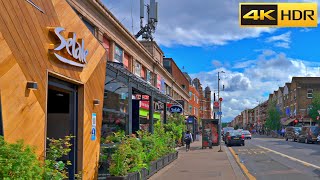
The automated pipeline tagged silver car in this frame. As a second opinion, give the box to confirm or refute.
[241,130,252,139]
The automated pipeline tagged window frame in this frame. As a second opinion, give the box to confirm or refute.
[307,89,313,99]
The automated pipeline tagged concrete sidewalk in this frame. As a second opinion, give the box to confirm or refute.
[149,139,247,180]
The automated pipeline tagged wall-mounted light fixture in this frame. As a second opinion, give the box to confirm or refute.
[27,81,38,90]
[93,99,100,106]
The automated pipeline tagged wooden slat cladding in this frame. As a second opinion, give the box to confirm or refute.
[0,0,107,179]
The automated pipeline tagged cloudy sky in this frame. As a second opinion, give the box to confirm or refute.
[102,0,320,122]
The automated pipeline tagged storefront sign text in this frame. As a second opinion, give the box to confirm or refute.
[53,27,88,67]
[169,105,183,114]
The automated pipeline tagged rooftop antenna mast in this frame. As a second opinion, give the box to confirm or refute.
[135,0,158,41]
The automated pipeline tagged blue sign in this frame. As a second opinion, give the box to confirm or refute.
[91,127,96,141]
[217,111,222,116]
[169,105,183,114]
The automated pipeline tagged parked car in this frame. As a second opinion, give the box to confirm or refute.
[284,126,301,142]
[298,126,320,144]
[241,130,252,139]
[225,130,245,146]
[222,127,234,142]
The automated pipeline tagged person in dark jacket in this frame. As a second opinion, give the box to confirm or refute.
[184,130,193,151]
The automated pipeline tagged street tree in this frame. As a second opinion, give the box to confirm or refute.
[265,99,281,131]
[308,92,320,121]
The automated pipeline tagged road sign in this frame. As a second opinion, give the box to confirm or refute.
[214,101,219,107]
[213,108,219,113]
[219,97,223,101]
[217,111,222,116]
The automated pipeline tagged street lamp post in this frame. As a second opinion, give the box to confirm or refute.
[218,71,225,152]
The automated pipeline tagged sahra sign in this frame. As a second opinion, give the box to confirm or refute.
[51,27,88,67]
[169,105,183,114]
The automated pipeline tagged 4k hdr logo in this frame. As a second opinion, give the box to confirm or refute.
[240,3,318,27]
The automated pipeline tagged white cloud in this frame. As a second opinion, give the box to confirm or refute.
[190,51,320,122]
[266,31,291,48]
[274,42,290,49]
[101,0,275,47]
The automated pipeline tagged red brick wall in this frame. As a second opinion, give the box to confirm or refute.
[189,86,200,119]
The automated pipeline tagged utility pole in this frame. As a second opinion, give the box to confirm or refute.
[218,71,225,152]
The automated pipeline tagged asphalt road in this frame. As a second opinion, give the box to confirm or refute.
[229,135,320,180]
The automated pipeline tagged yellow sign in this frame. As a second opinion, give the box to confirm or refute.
[239,3,318,27]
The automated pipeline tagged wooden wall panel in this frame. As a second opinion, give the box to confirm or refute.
[0,0,107,179]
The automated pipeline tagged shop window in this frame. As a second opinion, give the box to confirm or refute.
[307,89,313,98]
[134,61,141,77]
[102,76,129,138]
[0,94,3,136]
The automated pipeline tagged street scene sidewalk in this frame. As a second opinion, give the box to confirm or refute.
[149,138,246,180]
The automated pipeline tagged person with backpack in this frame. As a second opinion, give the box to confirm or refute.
[184,130,193,151]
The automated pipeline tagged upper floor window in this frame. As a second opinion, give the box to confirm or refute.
[134,61,141,77]
[182,84,186,89]
[307,89,313,98]
[114,44,123,63]
[189,91,192,99]
[189,105,192,113]
[82,18,95,35]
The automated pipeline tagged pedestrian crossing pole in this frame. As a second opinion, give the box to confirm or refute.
[218,71,225,152]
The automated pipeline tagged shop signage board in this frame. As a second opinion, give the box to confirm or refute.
[91,113,96,141]
[52,27,88,67]
[169,105,183,114]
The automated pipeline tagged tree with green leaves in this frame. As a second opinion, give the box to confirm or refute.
[308,92,320,121]
[265,100,281,131]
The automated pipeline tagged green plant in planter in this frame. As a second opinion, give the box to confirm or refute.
[109,136,147,176]
[43,136,74,180]
[103,130,125,144]
[0,136,42,180]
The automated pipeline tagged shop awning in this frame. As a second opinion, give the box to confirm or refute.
[281,118,295,125]
[107,62,176,103]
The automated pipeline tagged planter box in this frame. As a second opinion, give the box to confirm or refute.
[156,157,164,170]
[106,172,139,180]
[140,168,148,180]
[163,155,169,166]
[147,161,157,178]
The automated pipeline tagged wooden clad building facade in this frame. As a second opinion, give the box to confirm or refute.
[0,0,107,179]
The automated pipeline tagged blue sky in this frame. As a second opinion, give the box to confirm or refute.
[161,27,320,74]
[102,0,320,122]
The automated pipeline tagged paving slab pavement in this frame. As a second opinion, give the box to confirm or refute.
[149,139,247,180]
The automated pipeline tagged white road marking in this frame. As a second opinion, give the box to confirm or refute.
[257,145,320,170]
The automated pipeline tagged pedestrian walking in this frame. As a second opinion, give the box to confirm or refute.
[184,130,193,151]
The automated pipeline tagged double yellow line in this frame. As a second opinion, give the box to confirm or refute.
[228,147,256,180]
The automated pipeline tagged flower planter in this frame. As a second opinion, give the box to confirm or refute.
[163,154,169,166]
[106,172,139,180]
[140,168,148,180]
[147,160,157,178]
[156,157,164,170]
[174,151,178,159]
